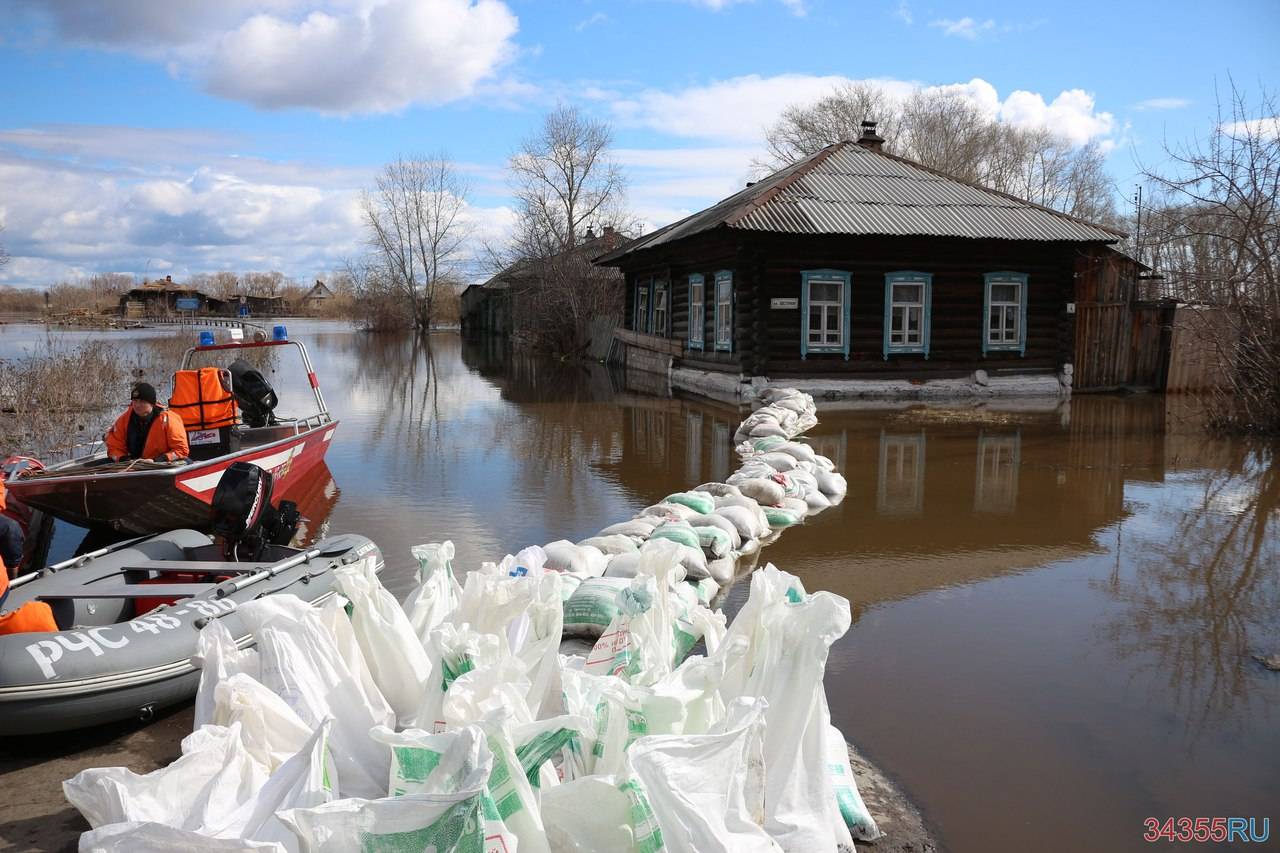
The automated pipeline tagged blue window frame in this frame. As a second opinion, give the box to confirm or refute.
[713,270,733,352]
[800,269,851,359]
[653,279,669,337]
[634,279,650,333]
[688,274,705,349]
[883,271,932,359]
[983,272,1028,355]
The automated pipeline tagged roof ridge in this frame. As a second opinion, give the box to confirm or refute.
[723,142,845,228]
[849,144,1127,238]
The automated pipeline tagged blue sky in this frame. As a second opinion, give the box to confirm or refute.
[0,0,1276,287]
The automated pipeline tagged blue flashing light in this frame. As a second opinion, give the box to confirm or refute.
[199,330,216,347]
[273,324,288,341]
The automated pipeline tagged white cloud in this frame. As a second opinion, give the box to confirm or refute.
[1220,116,1280,139]
[612,74,1112,149]
[684,0,806,13]
[0,126,510,287]
[575,12,608,31]
[894,0,913,25]
[29,0,520,114]
[1135,97,1191,111]
[929,16,996,39]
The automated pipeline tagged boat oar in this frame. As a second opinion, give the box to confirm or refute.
[8,534,153,590]
[214,539,362,599]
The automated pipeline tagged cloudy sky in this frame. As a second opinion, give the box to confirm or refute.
[0,0,1276,287]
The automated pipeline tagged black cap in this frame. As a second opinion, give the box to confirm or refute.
[131,382,157,405]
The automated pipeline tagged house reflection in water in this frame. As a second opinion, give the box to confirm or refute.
[877,431,927,515]
[974,431,1021,514]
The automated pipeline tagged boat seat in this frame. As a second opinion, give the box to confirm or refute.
[120,561,266,575]
[37,584,218,600]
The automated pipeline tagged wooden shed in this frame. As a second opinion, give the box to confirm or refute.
[596,127,1144,400]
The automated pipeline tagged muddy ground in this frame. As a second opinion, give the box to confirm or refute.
[0,704,943,852]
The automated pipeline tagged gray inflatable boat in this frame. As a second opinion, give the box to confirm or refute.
[0,529,381,735]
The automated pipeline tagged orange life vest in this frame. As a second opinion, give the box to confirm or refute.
[169,367,237,431]
[104,406,190,462]
[0,601,58,635]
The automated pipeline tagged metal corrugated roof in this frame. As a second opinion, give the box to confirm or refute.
[597,141,1124,264]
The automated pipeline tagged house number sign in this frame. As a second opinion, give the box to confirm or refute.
[770,298,798,309]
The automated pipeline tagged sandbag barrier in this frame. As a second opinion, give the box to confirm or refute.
[65,388,880,853]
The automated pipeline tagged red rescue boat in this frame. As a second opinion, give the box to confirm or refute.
[4,330,337,536]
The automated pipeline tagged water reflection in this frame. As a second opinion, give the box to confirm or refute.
[1098,446,1279,735]
[877,431,927,515]
[974,431,1020,513]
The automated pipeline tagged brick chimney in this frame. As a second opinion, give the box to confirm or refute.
[856,120,885,151]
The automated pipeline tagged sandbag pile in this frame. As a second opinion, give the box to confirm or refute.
[563,387,847,614]
[65,542,880,852]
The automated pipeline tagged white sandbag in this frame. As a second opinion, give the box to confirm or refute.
[825,724,881,841]
[418,622,504,732]
[510,570,566,718]
[663,491,715,515]
[804,489,833,511]
[813,453,836,471]
[406,540,463,645]
[735,477,785,506]
[686,513,741,549]
[716,565,855,853]
[763,506,802,529]
[774,441,818,464]
[598,518,659,540]
[544,539,609,577]
[563,576,633,639]
[443,656,535,729]
[757,451,798,472]
[729,459,777,481]
[649,520,701,550]
[734,435,787,456]
[473,712,551,853]
[671,541,710,580]
[704,555,735,586]
[815,469,848,497]
[692,482,743,499]
[603,550,642,578]
[370,724,489,797]
[492,544,549,578]
[334,557,433,730]
[314,595,393,729]
[637,501,700,523]
[712,505,765,541]
[787,468,819,493]
[780,496,810,518]
[512,714,595,789]
[578,534,640,556]
[277,753,513,853]
[64,723,268,833]
[191,619,259,731]
[691,525,734,558]
[558,570,586,601]
[628,699,778,853]
[212,673,312,773]
[237,596,392,799]
[747,421,788,439]
[451,562,552,658]
[78,824,285,853]
[541,775,660,853]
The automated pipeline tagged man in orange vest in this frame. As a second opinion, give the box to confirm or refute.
[0,479,21,591]
[104,382,190,464]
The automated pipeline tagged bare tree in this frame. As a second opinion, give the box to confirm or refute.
[762,85,1117,223]
[503,104,631,353]
[1140,82,1280,434]
[510,103,626,254]
[0,224,9,270]
[361,154,471,333]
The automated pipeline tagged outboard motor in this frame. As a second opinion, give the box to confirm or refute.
[210,462,300,560]
[228,358,279,428]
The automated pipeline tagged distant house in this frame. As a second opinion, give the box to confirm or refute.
[120,276,226,317]
[462,227,628,348]
[596,124,1148,401]
[300,280,334,314]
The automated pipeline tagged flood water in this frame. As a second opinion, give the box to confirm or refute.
[3,320,1278,852]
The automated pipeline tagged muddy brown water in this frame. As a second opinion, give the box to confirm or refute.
[1,321,1277,853]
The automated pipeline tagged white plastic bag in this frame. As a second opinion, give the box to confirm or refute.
[314,594,394,728]
[191,619,259,730]
[540,775,664,853]
[334,556,434,729]
[543,539,608,577]
[238,595,392,799]
[64,723,267,832]
[212,672,313,773]
[628,699,778,853]
[369,724,490,796]
[406,540,463,643]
